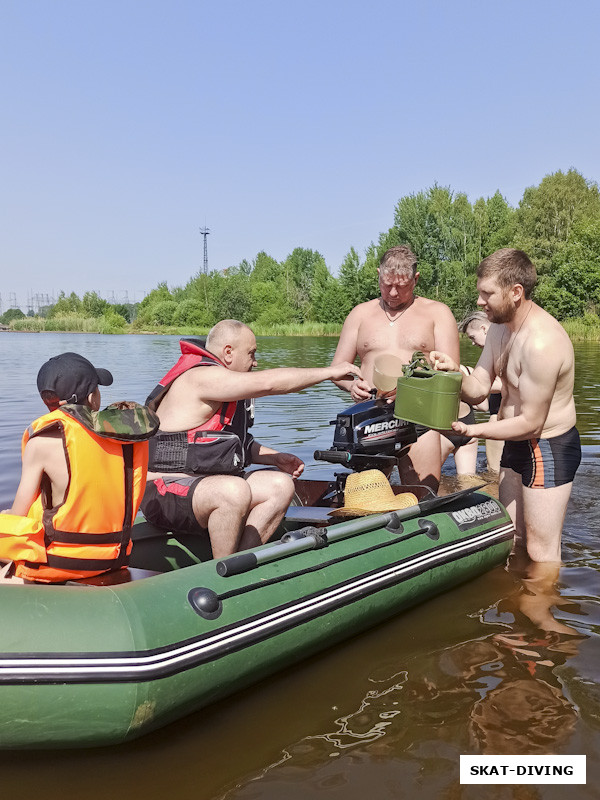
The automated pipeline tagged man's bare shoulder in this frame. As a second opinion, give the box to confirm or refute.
[414,296,454,315]
[181,363,227,382]
[344,298,380,322]
[543,307,572,340]
[528,307,573,357]
[170,364,228,394]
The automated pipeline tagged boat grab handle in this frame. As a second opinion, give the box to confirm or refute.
[216,527,329,577]
[216,512,397,577]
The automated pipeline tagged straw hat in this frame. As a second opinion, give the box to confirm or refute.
[328,469,418,518]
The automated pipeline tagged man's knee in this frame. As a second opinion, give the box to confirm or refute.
[193,475,252,516]
[415,429,442,456]
[400,431,441,484]
[249,471,295,506]
[268,471,295,502]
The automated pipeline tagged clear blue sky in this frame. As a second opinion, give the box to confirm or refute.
[1,0,599,310]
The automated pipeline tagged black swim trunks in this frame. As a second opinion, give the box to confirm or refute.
[414,409,476,449]
[440,408,476,449]
[500,426,581,488]
[488,392,502,416]
[141,476,208,533]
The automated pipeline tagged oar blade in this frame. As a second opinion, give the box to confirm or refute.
[419,484,488,513]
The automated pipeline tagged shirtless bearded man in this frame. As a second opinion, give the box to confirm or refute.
[331,245,460,490]
[431,248,581,563]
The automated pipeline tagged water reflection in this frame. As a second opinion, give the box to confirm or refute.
[468,632,579,755]
[219,556,589,799]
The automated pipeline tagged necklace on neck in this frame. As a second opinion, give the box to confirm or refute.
[382,297,414,326]
[498,303,532,377]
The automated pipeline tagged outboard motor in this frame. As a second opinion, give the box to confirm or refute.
[314,395,417,472]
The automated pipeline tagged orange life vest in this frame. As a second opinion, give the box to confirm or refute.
[5,408,150,583]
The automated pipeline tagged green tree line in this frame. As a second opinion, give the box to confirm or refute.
[133,168,600,329]
[5,168,600,333]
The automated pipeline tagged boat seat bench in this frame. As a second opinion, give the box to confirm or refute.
[284,505,332,526]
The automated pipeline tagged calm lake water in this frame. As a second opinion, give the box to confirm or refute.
[0,332,599,799]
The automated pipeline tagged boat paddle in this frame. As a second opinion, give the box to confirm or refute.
[216,484,488,577]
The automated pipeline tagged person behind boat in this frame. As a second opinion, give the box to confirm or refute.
[330,245,460,491]
[439,362,479,476]
[0,353,158,583]
[440,313,503,476]
[142,319,361,559]
[431,248,581,563]
[459,310,504,472]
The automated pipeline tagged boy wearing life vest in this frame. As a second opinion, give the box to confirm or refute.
[143,319,361,558]
[0,352,158,583]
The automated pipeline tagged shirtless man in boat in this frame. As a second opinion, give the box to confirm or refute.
[431,248,581,563]
[142,319,361,558]
[330,245,460,490]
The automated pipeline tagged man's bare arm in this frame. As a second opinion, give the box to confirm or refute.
[330,306,372,399]
[250,441,305,478]
[195,361,362,404]
[447,341,559,441]
[330,306,365,393]
[432,303,461,365]
[432,335,495,406]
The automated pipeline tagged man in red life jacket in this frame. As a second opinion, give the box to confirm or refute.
[142,319,361,558]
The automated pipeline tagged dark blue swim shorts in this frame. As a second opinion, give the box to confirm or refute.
[500,426,581,488]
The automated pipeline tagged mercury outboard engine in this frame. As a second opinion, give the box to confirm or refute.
[314,395,417,472]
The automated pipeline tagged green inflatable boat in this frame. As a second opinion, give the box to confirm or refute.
[0,479,513,749]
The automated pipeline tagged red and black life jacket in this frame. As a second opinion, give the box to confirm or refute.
[146,338,254,476]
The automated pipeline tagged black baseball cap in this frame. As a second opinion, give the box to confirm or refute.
[37,352,113,404]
